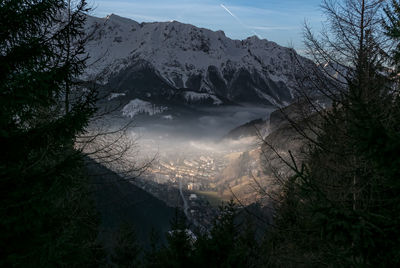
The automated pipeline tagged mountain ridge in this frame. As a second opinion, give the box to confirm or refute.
[83,13,317,108]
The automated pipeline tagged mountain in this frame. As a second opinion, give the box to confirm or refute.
[86,158,175,248]
[83,14,317,109]
[222,118,266,140]
[215,100,327,207]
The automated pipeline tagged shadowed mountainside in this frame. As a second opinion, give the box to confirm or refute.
[85,158,176,248]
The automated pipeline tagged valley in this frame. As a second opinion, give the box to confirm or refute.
[6,0,398,265]
[80,12,314,229]
[89,104,277,228]
[99,0,395,254]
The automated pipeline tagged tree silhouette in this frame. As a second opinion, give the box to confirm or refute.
[263,0,400,266]
[0,1,103,266]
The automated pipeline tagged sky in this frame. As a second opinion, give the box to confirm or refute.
[90,0,324,51]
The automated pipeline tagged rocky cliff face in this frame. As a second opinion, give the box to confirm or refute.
[83,14,317,107]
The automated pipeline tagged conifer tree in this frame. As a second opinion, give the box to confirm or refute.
[266,0,400,266]
[193,201,260,268]
[144,209,193,268]
[0,1,102,266]
[163,209,194,267]
[111,222,142,268]
[383,0,400,72]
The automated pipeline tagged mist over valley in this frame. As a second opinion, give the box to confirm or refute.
[78,12,314,227]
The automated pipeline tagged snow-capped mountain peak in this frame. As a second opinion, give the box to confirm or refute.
[83,13,316,107]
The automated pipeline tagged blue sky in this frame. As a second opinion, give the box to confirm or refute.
[90,0,324,51]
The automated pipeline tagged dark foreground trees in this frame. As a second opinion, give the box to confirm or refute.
[265,0,400,266]
[0,0,103,266]
[384,0,400,72]
[143,201,261,268]
[1,0,398,267]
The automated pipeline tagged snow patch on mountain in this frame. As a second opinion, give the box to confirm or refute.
[319,62,350,83]
[83,13,317,106]
[108,92,126,100]
[254,88,281,107]
[122,99,168,118]
[183,91,222,105]
[162,115,174,120]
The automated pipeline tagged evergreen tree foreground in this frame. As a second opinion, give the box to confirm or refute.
[0,0,102,266]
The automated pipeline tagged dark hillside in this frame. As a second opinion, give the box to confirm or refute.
[86,158,175,248]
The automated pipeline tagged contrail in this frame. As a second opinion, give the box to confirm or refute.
[220,4,245,27]
[220,4,262,39]
[220,4,236,19]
